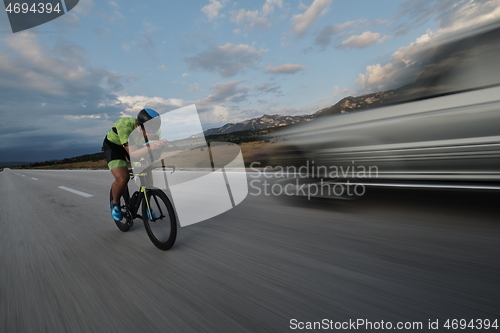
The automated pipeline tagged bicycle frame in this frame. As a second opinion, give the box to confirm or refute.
[124,164,174,221]
[123,172,149,220]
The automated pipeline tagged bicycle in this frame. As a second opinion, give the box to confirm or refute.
[109,164,177,250]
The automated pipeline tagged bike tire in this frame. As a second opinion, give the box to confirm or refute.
[142,189,177,250]
[110,188,133,232]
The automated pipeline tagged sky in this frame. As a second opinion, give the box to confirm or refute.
[0,0,500,162]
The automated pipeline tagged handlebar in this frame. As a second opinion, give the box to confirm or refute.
[128,164,175,177]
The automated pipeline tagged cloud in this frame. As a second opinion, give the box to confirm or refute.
[188,83,200,93]
[115,80,280,129]
[255,82,281,94]
[0,32,131,161]
[372,19,390,26]
[53,12,81,30]
[185,43,267,77]
[337,31,391,49]
[116,95,186,115]
[262,0,284,16]
[138,22,160,61]
[291,0,332,37]
[0,32,124,105]
[333,86,352,97]
[230,0,284,31]
[0,132,109,162]
[198,104,231,125]
[355,63,397,92]
[191,81,251,125]
[193,80,286,125]
[355,31,438,92]
[314,20,360,48]
[314,19,393,49]
[202,0,227,20]
[122,22,158,62]
[436,0,500,32]
[73,0,94,15]
[265,64,306,74]
[356,0,500,93]
[122,41,136,51]
[141,22,156,48]
[231,9,270,30]
[98,0,125,22]
[196,81,249,105]
[281,32,292,46]
[165,80,283,126]
[394,26,410,36]
[182,73,190,77]
[396,0,500,34]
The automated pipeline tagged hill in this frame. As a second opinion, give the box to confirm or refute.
[204,114,313,136]
[312,90,400,118]
[0,161,34,168]
[201,89,402,135]
[13,152,106,169]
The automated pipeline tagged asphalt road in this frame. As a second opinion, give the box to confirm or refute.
[1,168,499,333]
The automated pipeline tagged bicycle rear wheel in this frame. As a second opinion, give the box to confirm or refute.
[142,189,177,250]
[110,188,133,232]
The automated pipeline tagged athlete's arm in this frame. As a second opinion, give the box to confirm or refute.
[125,140,167,159]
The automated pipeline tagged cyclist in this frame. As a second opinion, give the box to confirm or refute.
[103,108,168,221]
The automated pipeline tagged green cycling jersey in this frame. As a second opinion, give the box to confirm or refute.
[106,117,137,146]
[107,117,161,146]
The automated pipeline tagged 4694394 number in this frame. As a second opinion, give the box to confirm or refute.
[444,319,498,330]
[5,2,61,14]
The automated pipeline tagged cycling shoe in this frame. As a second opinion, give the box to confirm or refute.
[111,204,123,221]
[147,209,157,220]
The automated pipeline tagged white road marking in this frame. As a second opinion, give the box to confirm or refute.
[58,186,93,198]
[31,178,38,180]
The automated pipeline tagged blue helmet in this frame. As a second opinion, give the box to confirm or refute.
[137,108,159,126]
[137,108,161,133]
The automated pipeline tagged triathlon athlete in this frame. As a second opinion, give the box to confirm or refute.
[102,108,168,221]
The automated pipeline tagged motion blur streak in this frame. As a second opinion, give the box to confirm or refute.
[1,168,499,332]
[274,21,500,185]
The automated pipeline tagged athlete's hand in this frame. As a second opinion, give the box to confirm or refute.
[149,140,169,149]
[148,141,161,149]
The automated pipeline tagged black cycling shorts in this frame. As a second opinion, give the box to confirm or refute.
[102,136,130,169]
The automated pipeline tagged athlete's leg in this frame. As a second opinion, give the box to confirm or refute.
[111,166,129,205]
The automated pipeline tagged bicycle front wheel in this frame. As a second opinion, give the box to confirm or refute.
[142,189,177,250]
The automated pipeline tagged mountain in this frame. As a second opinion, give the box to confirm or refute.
[204,114,314,136]
[202,89,405,137]
[313,90,400,118]
[0,161,34,168]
